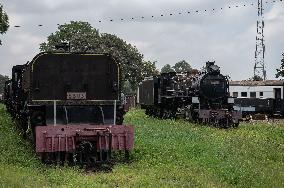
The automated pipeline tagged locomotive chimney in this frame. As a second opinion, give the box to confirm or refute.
[206,61,215,68]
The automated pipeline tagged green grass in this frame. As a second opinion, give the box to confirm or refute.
[0,104,284,187]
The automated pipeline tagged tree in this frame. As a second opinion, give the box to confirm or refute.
[142,60,159,77]
[161,64,174,73]
[173,60,192,72]
[0,74,9,93]
[0,4,9,45]
[99,33,148,91]
[40,21,100,52]
[276,54,284,78]
[122,80,135,95]
[40,21,157,92]
[250,75,263,81]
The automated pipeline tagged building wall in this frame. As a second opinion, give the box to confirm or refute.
[229,85,283,99]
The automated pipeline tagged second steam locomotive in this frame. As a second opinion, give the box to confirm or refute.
[138,62,241,128]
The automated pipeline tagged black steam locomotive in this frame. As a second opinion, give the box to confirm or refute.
[4,52,134,165]
[138,71,196,118]
[138,62,241,128]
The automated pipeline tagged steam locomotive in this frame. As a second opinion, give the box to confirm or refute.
[138,62,241,128]
[4,52,134,166]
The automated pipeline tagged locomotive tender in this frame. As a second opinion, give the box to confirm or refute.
[4,52,134,165]
[138,61,241,128]
[138,71,195,118]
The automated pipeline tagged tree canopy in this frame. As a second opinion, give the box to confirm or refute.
[0,74,9,93]
[161,60,192,73]
[172,60,192,72]
[40,21,157,93]
[250,75,263,81]
[276,54,284,78]
[0,4,9,45]
[161,64,175,73]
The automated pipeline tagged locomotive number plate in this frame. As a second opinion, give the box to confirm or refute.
[211,81,220,85]
[67,92,86,100]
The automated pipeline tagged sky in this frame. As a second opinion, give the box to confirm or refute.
[0,0,283,80]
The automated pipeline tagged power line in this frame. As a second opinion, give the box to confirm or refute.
[11,0,283,28]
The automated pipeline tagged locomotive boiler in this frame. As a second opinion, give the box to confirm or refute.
[4,52,134,165]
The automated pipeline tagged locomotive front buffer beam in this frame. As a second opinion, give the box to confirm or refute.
[198,109,242,128]
[35,124,134,166]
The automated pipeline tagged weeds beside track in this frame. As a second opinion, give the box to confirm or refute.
[0,104,283,187]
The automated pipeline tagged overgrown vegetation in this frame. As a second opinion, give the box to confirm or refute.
[276,53,284,78]
[0,3,9,45]
[0,74,9,93]
[161,60,192,73]
[0,104,283,187]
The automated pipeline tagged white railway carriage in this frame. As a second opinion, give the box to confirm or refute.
[229,80,284,116]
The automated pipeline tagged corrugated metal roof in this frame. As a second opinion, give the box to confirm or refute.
[229,80,284,86]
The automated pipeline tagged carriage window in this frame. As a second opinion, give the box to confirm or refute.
[250,92,256,98]
[260,92,263,97]
[241,92,247,97]
[233,92,238,97]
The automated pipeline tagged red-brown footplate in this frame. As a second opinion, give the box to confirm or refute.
[35,124,134,153]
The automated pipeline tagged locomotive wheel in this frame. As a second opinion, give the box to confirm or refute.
[158,108,163,119]
[219,118,230,129]
[30,111,45,143]
[153,108,158,118]
[116,112,124,125]
[153,108,161,118]
[162,109,173,119]
[145,108,150,116]
[225,119,230,129]
[186,106,198,122]
[116,116,124,125]
[150,108,154,117]
[31,111,45,126]
[40,153,48,164]
[185,110,195,122]
[162,109,169,119]
[232,122,239,128]
[146,107,154,117]
[116,108,125,125]
[125,150,130,161]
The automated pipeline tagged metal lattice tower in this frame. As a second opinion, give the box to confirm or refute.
[254,0,266,80]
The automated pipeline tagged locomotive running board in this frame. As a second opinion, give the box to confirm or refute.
[35,124,134,153]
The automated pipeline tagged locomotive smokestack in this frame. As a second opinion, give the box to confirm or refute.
[205,61,220,74]
[206,61,215,68]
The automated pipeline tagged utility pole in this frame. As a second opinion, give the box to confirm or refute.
[254,0,266,80]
